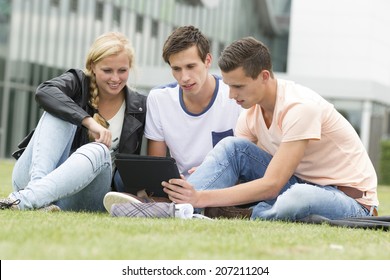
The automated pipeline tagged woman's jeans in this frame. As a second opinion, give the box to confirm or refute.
[187,136,370,220]
[11,112,112,211]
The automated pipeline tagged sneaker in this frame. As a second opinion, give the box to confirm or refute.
[0,198,21,210]
[203,206,252,219]
[110,202,175,218]
[38,204,61,212]
[103,192,171,213]
[136,190,172,203]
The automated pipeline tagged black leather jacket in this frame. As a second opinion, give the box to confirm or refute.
[35,68,147,154]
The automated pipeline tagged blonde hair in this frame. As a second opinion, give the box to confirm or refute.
[84,32,135,141]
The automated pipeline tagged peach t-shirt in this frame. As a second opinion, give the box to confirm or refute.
[235,79,378,206]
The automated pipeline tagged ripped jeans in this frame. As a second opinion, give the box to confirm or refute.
[187,137,370,220]
[11,112,112,211]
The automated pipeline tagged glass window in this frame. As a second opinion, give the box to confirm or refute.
[95,1,103,21]
[151,19,158,38]
[113,6,121,26]
[136,14,143,33]
[0,57,5,82]
[51,0,60,7]
[0,0,11,25]
[207,37,212,54]
[70,0,78,13]
[0,85,3,115]
[218,42,225,55]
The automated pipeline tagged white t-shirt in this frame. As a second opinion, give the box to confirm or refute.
[145,76,242,177]
[108,100,125,168]
[235,79,378,206]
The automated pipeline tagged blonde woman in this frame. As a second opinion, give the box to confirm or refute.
[0,32,146,211]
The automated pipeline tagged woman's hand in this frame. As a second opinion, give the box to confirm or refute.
[82,117,112,148]
[162,177,200,207]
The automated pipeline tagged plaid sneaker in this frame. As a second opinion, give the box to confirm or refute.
[0,198,21,210]
[103,191,170,213]
[110,202,175,218]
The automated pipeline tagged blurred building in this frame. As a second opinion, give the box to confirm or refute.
[0,0,290,158]
[1,0,390,174]
[284,0,390,171]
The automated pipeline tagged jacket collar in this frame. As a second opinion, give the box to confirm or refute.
[124,86,146,114]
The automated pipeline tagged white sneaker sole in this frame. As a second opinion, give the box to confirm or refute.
[103,192,142,213]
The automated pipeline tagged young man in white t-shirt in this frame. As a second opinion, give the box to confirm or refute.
[162,37,379,221]
[145,25,241,178]
[111,26,241,194]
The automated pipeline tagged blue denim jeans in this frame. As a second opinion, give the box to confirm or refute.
[187,136,370,220]
[11,112,112,211]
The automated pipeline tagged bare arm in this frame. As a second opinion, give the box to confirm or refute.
[147,139,168,157]
[162,139,309,207]
[81,116,112,148]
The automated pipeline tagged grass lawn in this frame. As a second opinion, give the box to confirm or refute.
[1,159,389,260]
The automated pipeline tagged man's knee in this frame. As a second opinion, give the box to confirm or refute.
[216,136,250,151]
[266,184,313,219]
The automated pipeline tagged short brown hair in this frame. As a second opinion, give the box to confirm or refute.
[162,25,210,64]
[218,37,273,79]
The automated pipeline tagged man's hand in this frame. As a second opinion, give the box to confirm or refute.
[187,166,198,174]
[162,177,200,206]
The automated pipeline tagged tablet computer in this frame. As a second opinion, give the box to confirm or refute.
[115,154,181,198]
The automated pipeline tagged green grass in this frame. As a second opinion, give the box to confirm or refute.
[1,159,389,260]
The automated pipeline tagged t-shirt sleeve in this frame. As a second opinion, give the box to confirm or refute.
[235,110,258,143]
[280,103,322,142]
[144,91,165,141]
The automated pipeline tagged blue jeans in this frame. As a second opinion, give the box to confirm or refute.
[11,112,112,211]
[187,136,370,220]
